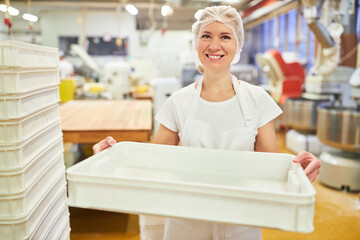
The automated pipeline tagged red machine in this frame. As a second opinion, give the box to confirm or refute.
[256,49,305,104]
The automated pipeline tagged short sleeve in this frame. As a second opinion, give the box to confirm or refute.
[257,89,283,128]
[155,96,179,132]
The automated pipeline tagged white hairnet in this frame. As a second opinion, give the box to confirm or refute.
[192,6,244,73]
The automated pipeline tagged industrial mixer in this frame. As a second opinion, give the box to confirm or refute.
[284,0,356,155]
[316,68,360,191]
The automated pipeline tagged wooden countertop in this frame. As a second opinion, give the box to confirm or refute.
[60,100,152,143]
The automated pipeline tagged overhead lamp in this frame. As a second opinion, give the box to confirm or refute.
[194,9,203,20]
[22,13,38,22]
[125,4,138,16]
[161,5,173,17]
[0,4,7,12]
[7,6,19,16]
[0,4,19,16]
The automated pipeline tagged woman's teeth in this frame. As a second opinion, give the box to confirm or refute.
[207,54,222,59]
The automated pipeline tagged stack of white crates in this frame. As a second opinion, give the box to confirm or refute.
[0,40,70,239]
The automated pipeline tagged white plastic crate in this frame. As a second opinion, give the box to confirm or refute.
[0,87,60,119]
[0,175,67,240]
[67,142,316,233]
[31,197,69,240]
[0,155,65,218]
[0,68,59,93]
[0,40,58,68]
[43,205,70,240]
[58,224,71,240]
[0,138,63,194]
[0,120,62,169]
[0,104,60,144]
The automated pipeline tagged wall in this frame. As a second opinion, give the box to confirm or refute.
[39,10,192,79]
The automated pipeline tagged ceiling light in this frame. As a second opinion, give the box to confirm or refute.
[125,4,138,16]
[161,5,173,17]
[0,4,7,12]
[23,13,38,22]
[194,10,203,20]
[7,6,19,16]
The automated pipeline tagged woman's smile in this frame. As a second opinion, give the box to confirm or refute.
[197,21,237,72]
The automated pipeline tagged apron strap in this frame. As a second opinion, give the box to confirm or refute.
[231,76,252,127]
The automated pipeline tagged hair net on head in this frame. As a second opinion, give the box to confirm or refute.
[191,5,244,73]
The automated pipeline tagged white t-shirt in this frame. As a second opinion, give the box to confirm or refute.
[155,80,282,137]
[59,59,74,78]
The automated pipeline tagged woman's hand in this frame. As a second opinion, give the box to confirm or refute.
[92,136,117,154]
[293,151,321,182]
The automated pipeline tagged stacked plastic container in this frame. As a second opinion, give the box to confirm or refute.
[0,40,70,240]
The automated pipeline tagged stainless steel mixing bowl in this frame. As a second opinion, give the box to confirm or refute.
[285,98,329,132]
[317,103,360,152]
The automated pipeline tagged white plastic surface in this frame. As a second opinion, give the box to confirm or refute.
[0,120,62,169]
[0,139,63,193]
[31,197,69,240]
[0,87,60,119]
[0,155,65,217]
[43,206,70,240]
[286,129,323,155]
[0,68,59,93]
[0,174,67,240]
[0,104,60,144]
[0,40,58,68]
[67,142,316,233]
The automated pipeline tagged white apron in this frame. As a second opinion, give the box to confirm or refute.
[140,76,261,240]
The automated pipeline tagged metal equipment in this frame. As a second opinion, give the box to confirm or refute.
[297,0,360,191]
[70,44,131,99]
[316,68,360,191]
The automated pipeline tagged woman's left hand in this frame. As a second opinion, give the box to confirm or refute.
[293,151,321,182]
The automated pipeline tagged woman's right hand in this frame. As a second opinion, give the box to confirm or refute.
[92,136,117,154]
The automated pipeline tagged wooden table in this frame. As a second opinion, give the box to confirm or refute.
[130,87,153,101]
[60,100,152,143]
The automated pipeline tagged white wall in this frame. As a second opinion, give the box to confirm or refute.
[40,10,135,49]
[39,10,192,78]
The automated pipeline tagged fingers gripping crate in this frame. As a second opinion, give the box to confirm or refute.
[0,40,58,68]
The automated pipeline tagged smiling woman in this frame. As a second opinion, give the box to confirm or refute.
[93,5,322,240]
[196,22,237,73]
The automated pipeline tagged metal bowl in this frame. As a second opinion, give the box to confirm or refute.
[285,98,329,132]
[317,103,360,152]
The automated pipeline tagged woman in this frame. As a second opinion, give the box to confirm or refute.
[93,5,321,240]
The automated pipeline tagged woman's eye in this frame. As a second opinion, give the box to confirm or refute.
[221,35,231,40]
[201,34,211,39]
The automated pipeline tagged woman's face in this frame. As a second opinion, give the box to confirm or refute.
[197,21,237,73]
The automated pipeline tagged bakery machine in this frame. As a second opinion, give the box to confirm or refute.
[316,68,360,191]
[285,0,357,155]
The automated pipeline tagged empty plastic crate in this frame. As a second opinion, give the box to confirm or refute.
[0,68,59,93]
[31,197,69,240]
[0,87,60,119]
[0,155,65,218]
[0,40,58,68]
[0,104,60,144]
[67,142,316,233]
[43,205,70,240]
[0,139,63,194]
[0,120,62,169]
[0,174,67,240]
[59,224,71,240]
